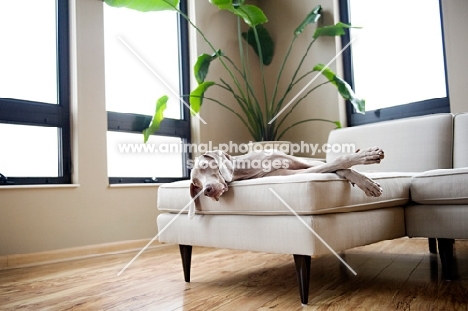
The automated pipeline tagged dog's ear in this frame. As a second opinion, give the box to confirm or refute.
[190,182,202,200]
[204,150,234,182]
[218,152,234,182]
[189,182,202,219]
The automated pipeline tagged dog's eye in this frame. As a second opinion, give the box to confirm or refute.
[199,161,208,169]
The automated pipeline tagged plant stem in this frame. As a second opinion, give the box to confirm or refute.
[269,36,296,120]
[218,80,262,138]
[204,96,258,140]
[277,118,338,141]
[237,18,251,106]
[250,25,269,124]
[274,38,316,118]
[292,68,318,88]
[290,39,316,86]
[274,81,330,138]
[271,38,318,139]
[222,56,260,107]
[224,45,264,133]
[170,1,251,116]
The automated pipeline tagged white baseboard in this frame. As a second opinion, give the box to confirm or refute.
[0,239,170,270]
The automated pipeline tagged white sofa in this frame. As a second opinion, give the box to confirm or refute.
[405,112,468,279]
[157,112,466,304]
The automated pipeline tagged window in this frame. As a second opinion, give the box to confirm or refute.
[339,0,450,126]
[104,0,191,184]
[0,0,71,185]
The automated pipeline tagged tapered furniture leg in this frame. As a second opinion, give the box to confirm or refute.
[179,244,193,282]
[428,238,437,254]
[437,238,454,280]
[293,254,311,305]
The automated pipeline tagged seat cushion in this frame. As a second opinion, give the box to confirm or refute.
[158,207,406,256]
[411,168,468,204]
[406,204,468,239]
[158,172,412,216]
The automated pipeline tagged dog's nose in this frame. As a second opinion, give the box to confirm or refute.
[204,185,213,196]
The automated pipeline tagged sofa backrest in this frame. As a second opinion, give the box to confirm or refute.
[326,113,453,173]
[454,113,468,168]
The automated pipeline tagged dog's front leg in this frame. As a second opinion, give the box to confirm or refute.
[335,169,383,197]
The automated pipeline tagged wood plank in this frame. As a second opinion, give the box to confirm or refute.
[0,255,7,269]
[0,238,467,310]
[2,239,168,269]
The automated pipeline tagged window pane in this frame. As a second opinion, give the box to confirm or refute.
[0,124,58,177]
[349,0,447,111]
[107,132,184,178]
[0,0,57,104]
[104,5,181,119]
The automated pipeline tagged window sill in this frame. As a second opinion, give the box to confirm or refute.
[0,184,80,190]
[108,183,162,188]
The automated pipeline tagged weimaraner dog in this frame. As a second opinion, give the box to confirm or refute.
[190,147,385,205]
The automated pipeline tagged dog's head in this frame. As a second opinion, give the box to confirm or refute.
[190,151,234,202]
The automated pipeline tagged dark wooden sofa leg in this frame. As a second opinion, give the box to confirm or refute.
[293,254,311,305]
[179,244,193,282]
[437,238,454,280]
[428,238,437,254]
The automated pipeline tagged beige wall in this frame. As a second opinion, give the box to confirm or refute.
[192,0,341,156]
[1,0,467,257]
[195,0,468,151]
[442,0,468,114]
[189,0,252,152]
[0,0,159,256]
[261,0,341,155]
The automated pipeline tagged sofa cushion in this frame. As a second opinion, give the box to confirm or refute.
[326,113,453,173]
[454,113,468,168]
[158,172,412,216]
[411,168,468,204]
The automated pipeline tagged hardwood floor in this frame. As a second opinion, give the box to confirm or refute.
[1,238,467,310]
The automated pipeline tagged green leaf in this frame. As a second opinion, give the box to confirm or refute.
[231,0,244,8]
[210,0,245,10]
[242,24,274,65]
[143,95,168,143]
[104,0,179,12]
[209,0,234,8]
[313,22,358,39]
[334,121,342,129]
[313,63,335,82]
[193,50,221,84]
[210,1,267,26]
[235,4,267,26]
[294,5,322,36]
[335,76,365,113]
[313,64,365,114]
[189,81,215,115]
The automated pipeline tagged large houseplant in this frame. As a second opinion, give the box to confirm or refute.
[104,0,365,143]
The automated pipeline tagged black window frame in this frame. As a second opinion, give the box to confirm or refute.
[107,0,191,184]
[338,0,450,127]
[0,0,71,186]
